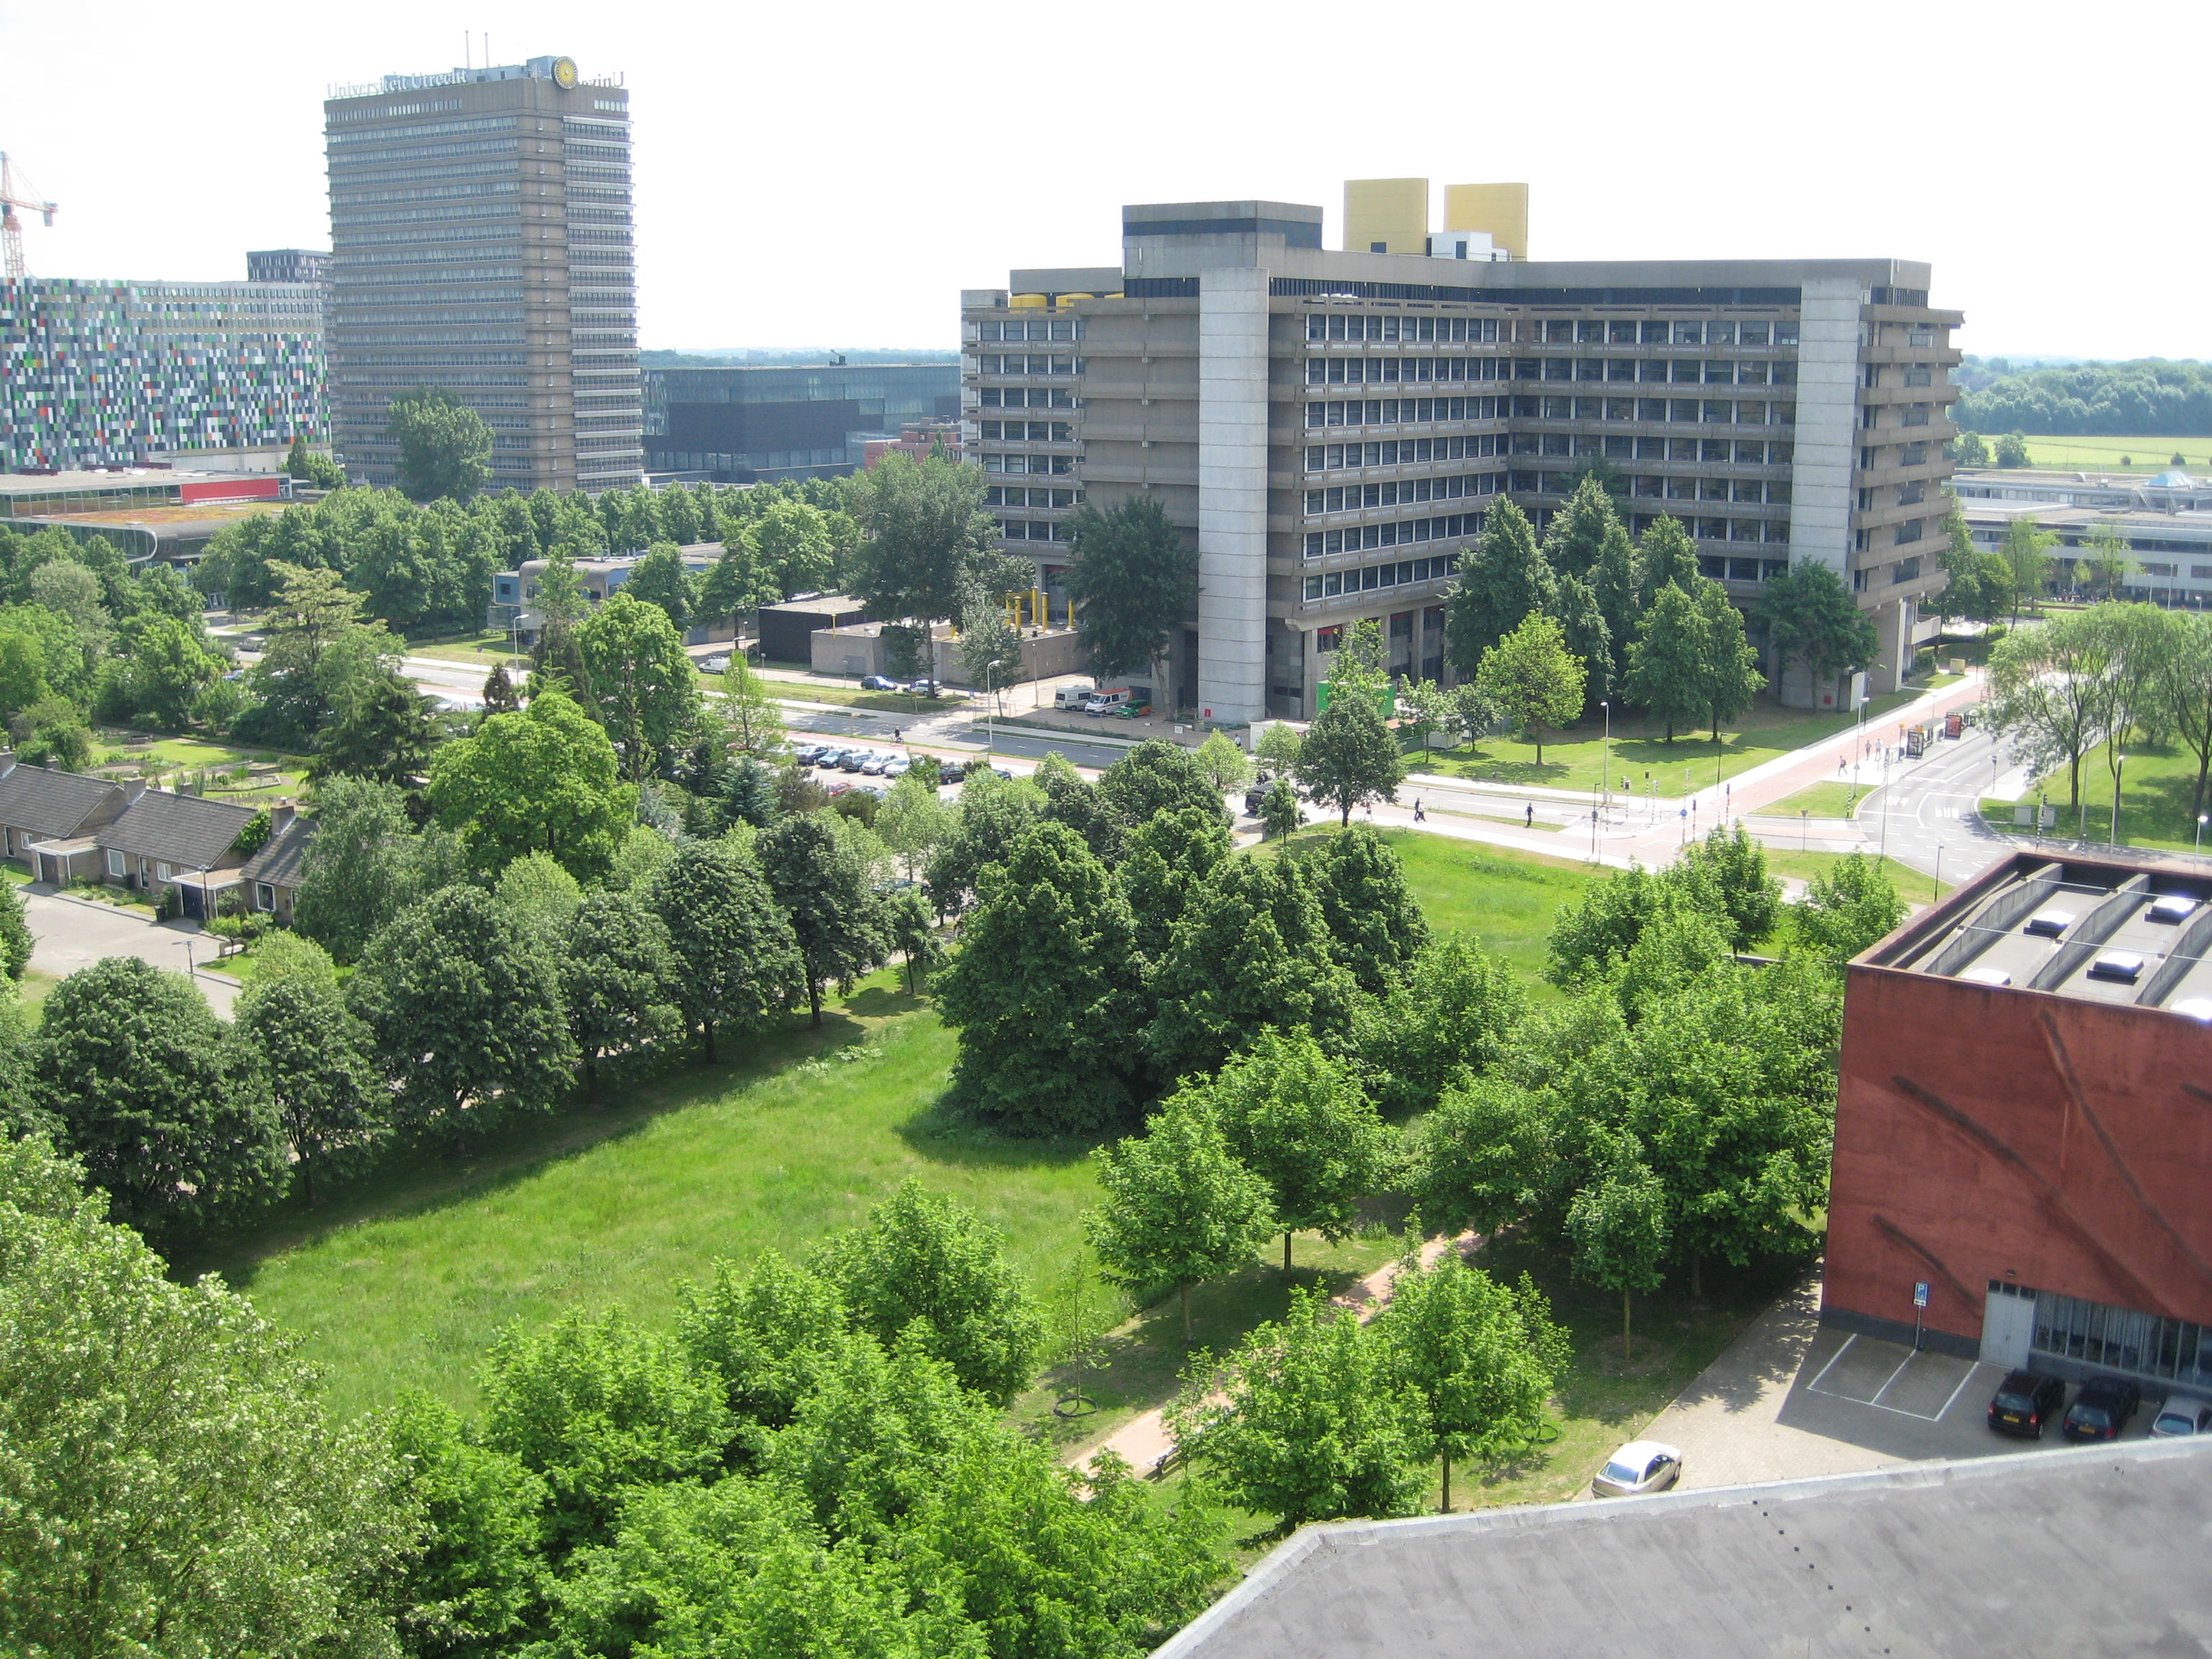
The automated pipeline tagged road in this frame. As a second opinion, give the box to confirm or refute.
[24,889,239,1016]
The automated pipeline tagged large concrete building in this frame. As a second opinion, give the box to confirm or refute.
[1827,849,2212,1396]
[1954,464,2212,610]
[0,277,325,474]
[961,186,1961,722]
[323,53,642,494]
[642,361,961,482]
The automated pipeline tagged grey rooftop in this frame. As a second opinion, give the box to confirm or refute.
[1155,1438,2212,1659]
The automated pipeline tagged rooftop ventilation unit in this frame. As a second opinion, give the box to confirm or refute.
[2089,950,2146,982]
[2149,894,2199,923]
[2026,909,2076,938]
[1959,966,2013,987]
[2174,997,2212,1020]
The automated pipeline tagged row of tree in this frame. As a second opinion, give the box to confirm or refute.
[0,1143,1227,1658]
[1954,357,2212,439]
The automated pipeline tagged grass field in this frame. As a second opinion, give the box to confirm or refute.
[401,629,529,670]
[1755,848,1952,901]
[1762,781,1864,819]
[755,670,980,718]
[1979,738,2212,855]
[94,734,311,802]
[1406,688,1926,798]
[2001,435,2212,474]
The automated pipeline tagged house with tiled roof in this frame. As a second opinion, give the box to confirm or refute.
[240,805,313,924]
[0,753,130,884]
[94,786,263,921]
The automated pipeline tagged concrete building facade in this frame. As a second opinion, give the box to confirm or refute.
[324,54,642,495]
[961,191,1961,723]
[1826,850,2212,1398]
[1954,467,2212,611]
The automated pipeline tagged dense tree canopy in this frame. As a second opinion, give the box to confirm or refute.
[1064,496,1197,680]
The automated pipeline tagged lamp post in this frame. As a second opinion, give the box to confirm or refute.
[2110,752,2125,847]
[2198,813,2208,855]
[984,657,1004,760]
[1599,701,1611,817]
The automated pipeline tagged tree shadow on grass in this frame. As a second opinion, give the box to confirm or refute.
[170,1000,897,1290]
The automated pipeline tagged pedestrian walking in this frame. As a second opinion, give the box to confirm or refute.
[1524,802,1534,827]
[1414,799,1426,822]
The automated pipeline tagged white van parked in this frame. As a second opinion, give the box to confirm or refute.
[1053,683,1096,710]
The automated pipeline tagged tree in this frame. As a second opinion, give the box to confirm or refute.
[956,598,1022,706]
[1694,580,1765,739]
[35,958,284,1231]
[1793,850,1907,968]
[294,775,458,963]
[624,541,696,631]
[1541,473,1624,580]
[757,813,890,1028]
[1753,560,1877,702]
[1354,935,1526,1116]
[311,667,437,784]
[1259,776,1305,841]
[493,849,585,948]
[1087,1092,1274,1340]
[382,1394,550,1655]
[1566,1135,1671,1359]
[1144,853,1359,1084]
[1377,1254,1564,1511]
[234,975,385,1208]
[575,590,703,782]
[482,660,521,715]
[875,768,953,881]
[1098,736,1228,824]
[1477,611,1586,764]
[1117,804,1233,959]
[348,885,577,1141]
[1167,1288,1426,1527]
[646,839,801,1061]
[1307,823,1428,994]
[1253,720,1305,773]
[1985,607,2110,811]
[1999,512,2056,619]
[751,499,840,598]
[426,686,638,882]
[1623,582,1708,742]
[1195,727,1254,793]
[935,822,1146,1132]
[715,652,789,758]
[2077,602,2167,831]
[1064,495,1197,680]
[1636,513,1699,608]
[881,887,942,994]
[0,1138,412,1657]
[1402,1073,1560,1238]
[1994,430,2031,468]
[1547,572,1614,710]
[2079,520,2132,603]
[557,890,683,1095]
[1590,516,1644,681]
[813,1180,1045,1407]
[120,613,222,729]
[1033,750,1126,863]
[1951,430,1991,467]
[1444,498,1555,674]
[1202,1030,1388,1274]
[675,1249,850,1429]
[387,386,494,501]
[1545,863,1678,989]
[2147,608,2212,824]
[922,768,1042,912]
[843,454,1017,691]
[0,881,30,981]
[698,532,776,631]
[1675,820,1782,952]
[1295,646,1405,824]
[1936,505,2012,627]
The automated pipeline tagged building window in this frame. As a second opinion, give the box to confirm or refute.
[105,849,124,878]
[156,863,173,884]
[256,883,276,912]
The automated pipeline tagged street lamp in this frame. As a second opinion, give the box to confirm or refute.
[2110,752,2126,847]
[983,657,1005,760]
[1599,701,1611,817]
[2199,813,2208,855]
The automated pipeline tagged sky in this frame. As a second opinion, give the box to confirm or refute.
[6,0,2206,361]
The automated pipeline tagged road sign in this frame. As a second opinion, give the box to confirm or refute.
[1913,1281,1930,1308]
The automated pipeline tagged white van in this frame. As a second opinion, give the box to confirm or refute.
[1053,683,1096,710]
[1081,689,1130,716]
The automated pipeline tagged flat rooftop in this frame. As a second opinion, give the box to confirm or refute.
[1862,849,2212,1017]
[0,469,271,496]
[1158,1439,2212,1659]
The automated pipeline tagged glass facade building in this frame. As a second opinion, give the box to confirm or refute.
[324,54,642,494]
[0,278,325,472]
[643,362,961,481]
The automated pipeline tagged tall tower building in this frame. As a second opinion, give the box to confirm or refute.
[323,53,642,494]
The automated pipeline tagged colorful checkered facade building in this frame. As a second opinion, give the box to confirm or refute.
[0,278,325,472]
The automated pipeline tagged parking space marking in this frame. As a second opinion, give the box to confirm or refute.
[1931,1362,1982,1424]
[1809,1346,1986,1423]
[1805,1333,1857,1392]
[1861,1349,1920,1408]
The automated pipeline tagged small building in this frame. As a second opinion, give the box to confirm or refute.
[488,545,729,645]
[1826,849,2212,1395]
[757,594,871,665]
[239,804,313,924]
[0,755,128,879]
[810,618,1082,687]
[93,787,262,920]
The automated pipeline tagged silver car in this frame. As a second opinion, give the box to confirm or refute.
[1591,1439,1683,1498]
[2149,1393,2212,1438]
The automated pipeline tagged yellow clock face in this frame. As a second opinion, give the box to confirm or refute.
[552,56,578,89]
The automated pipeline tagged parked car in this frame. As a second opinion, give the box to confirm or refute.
[2062,1376,2141,1442]
[1987,1370,2067,1439]
[860,674,902,691]
[2149,1393,2212,1438]
[884,758,911,778]
[1082,690,1130,716]
[793,745,828,766]
[860,755,892,775]
[701,654,731,674]
[937,760,967,783]
[837,752,873,772]
[1591,1440,1682,1498]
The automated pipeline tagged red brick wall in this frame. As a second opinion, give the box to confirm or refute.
[1825,965,2212,1346]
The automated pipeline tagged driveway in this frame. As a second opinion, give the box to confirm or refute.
[23,887,240,1017]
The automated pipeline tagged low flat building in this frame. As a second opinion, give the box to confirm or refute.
[1156,1440,2212,1659]
[809,619,1080,685]
[1827,849,2212,1395]
[489,545,726,643]
[1956,489,2212,611]
[757,594,871,664]
[0,468,291,566]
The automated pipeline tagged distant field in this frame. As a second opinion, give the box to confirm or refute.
[1997,435,2212,472]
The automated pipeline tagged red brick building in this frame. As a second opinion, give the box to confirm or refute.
[1825,849,2212,1393]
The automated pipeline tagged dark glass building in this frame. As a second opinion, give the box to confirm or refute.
[644,362,960,481]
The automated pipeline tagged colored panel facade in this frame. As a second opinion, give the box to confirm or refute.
[324,55,642,495]
[0,278,325,472]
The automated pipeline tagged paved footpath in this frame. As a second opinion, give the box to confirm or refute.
[24,886,240,1016]
[1068,1231,1478,1482]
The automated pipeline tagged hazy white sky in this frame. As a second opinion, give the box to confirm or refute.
[7,0,2204,360]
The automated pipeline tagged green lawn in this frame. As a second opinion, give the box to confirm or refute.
[1980,738,2212,854]
[401,629,529,670]
[94,734,311,802]
[2001,435,2212,473]
[757,673,979,718]
[1406,688,1927,798]
[1757,848,1951,900]
[1763,781,1864,819]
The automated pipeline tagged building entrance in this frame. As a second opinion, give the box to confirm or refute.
[1979,1280,2037,1370]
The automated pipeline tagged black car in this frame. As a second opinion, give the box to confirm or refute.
[793,745,827,766]
[1987,1370,2066,1439]
[937,761,967,783]
[2062,1376,2141,1442]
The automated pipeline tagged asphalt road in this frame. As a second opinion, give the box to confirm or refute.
[24,889,238,1016]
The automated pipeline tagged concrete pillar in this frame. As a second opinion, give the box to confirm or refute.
[1196,266,1271,726]
[1789,276,1862,582]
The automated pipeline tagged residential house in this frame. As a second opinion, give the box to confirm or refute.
[0,755,132,884]
[94,787,262,920]
[239,804,313,924]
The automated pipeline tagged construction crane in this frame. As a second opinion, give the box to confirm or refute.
[1,153,58,280]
